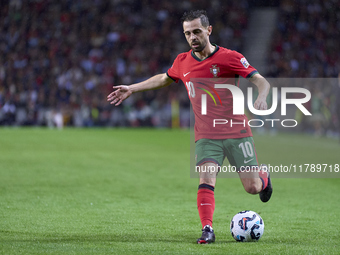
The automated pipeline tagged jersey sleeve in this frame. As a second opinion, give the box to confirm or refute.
[166,55,181,83]
[228,51,258,79]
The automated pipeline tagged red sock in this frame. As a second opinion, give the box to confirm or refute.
[197,184,215,228]
[259,169,268,190]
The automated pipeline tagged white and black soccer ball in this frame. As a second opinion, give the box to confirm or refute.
[230,210,264,242]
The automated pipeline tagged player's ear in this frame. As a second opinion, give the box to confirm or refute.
[207,25,212,36]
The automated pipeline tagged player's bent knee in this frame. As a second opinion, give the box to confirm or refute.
[244,183,260,194]
[198,163,218,186]
[199,178,216,186]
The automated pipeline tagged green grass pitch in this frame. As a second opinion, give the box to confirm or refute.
[0,128,339,254]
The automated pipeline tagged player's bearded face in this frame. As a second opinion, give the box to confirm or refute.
[190,38,207,52]
[183,19,210,53]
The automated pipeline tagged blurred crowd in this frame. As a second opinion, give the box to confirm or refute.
[268,0,339,78]
[0,0,250,128]
[266,0,340,136]
[0,0,339,136]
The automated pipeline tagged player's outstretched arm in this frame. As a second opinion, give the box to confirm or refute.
[249,73,270,110]
[107,73,173,106]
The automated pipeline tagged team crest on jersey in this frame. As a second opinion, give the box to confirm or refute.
[210,64,220,78]
[240,58,250,68]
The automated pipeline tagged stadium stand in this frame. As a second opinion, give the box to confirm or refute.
[0,0,252,128]
[266,0,339,136]
[0,0,338,137]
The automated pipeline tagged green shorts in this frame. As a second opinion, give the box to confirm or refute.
[195,137,258,170]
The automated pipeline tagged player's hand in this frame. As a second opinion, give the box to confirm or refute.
[107,85,132,106]
[254,96,267,110]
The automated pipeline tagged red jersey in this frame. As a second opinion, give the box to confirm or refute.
[167,45,258,141]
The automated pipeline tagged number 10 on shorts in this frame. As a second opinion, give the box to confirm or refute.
[239,141,254,161]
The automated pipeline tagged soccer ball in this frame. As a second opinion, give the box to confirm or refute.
[230,210,264,242]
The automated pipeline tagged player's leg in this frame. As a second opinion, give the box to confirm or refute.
[258,164,272,202]
[199,162,218,186]
[225,137,272,201]
[196,162,217,244]
[238,164,271,201]
[238,164,272,202]
[238,167,263,194]
[195,139,224,244]
[197,162,218,228]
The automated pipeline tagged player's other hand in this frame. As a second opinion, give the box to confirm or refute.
[254,96,268,110]
[107,85,132,106]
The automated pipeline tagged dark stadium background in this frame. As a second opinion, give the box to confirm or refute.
[0,0,339,138]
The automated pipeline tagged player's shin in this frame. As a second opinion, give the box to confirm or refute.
[197,184,215,228]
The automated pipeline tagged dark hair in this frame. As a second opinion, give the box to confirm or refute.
[181,10,210,27]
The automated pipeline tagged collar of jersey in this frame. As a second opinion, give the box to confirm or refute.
[191,44,219,62]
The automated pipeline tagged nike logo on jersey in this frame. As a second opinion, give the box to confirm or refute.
[200,203,212,206]
[244,158,254,164]
[183,72,190,77]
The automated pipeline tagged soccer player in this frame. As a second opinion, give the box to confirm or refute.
[107,10,272,244]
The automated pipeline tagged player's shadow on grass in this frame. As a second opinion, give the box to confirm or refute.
[2,236,254,245]
[2,231,270,244]
[2,231,197,244]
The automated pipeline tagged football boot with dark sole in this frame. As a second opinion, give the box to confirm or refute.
[197,225,215,244]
